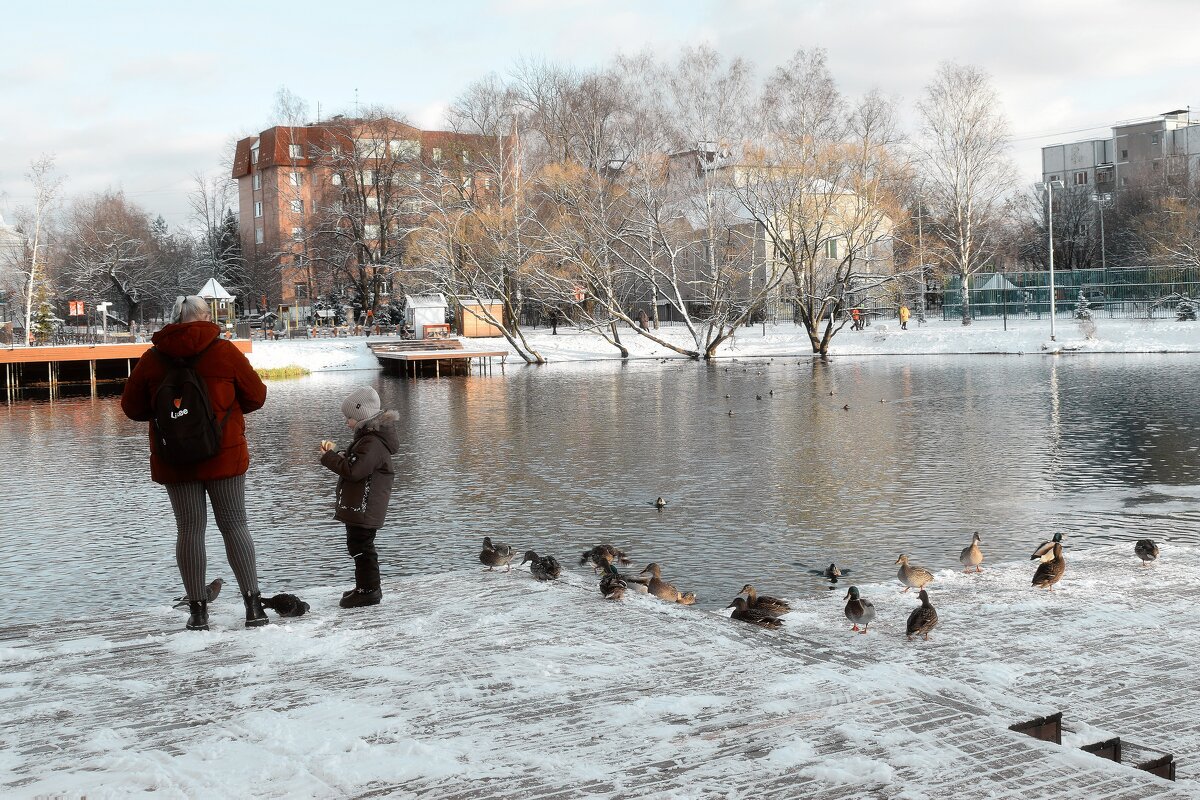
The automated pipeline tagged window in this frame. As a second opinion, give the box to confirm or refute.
[254,226,264,244]
[250,145,259,164]
[294,283,309,301]
[331,172,343,186]
[290,199,304,214]
[1074,171,1089,185]
[1151,134,1159,146]
[254,201,263,218]
[432,147,442,162]
[289,144,303,159]
[824,239,839,259]
[403,200,424,214]
[1120,149,1128,160]
[332,199,344,213]
[1121,176,1129,186]
[362,169,375,185]
[289,171,302,187]
[253,173,261,190]
[390,139,420,159]
[364,223,380,240]
[461,150,469,164]
[355,138,384,159]
[291,227,303,241]
[364,196,379,211]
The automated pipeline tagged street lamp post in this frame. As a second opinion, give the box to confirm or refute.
[96,301,112,344]
[1035,179,1064,341]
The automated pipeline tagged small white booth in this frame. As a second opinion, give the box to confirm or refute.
[404,293,449,339]
[197,278,236,330]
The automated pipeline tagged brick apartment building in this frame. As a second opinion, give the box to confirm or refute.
[231,116,502,324]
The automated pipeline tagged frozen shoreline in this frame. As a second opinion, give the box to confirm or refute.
[246,316,1200,373]
[2,543,1196,797]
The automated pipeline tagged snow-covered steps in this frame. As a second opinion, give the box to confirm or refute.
[1,544,1196,798]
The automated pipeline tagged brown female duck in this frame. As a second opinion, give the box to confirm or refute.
[738,584,791,615]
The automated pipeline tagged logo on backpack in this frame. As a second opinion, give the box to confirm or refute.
[150,342,230,465]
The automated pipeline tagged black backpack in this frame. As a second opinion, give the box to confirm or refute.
[150,342,231,465]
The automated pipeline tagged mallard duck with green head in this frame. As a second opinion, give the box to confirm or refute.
[727,597,783,629]
[905,589,938,641]
[843,586,875,633]
[480,536,515,572]
[1135,539,1159,566]
[959,532,984,573]
[738,584,791,615]
[895,554,934,593]
[1032,542,1066,590]
[1031,532,1064,563]
[521,550,562,581]
[599,562,627,600]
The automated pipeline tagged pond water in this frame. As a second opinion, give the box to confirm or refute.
[2,354,1199,624]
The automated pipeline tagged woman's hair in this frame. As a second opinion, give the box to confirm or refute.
[170,296,211,324]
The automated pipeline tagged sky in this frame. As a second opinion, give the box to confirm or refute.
[1,0,1198,230]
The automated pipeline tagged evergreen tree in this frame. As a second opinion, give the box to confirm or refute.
[1073,290,1092,321]
[31,284,55,343]
[1178,296,1197,322]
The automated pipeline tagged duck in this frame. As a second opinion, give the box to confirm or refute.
[1031,542,1066,590]
[738,584,791,615]
[959,532,984,573]
[655,497,667,509]
[906,589,938,641]
[599,562,627,600]
[842,404,850,411]
[1135,539,1159,566]
[579,544,631,572]
[1030,532,1065,563]
[824,563,842,581]
[521,550,562,581]
[843,586,875,633]
[480,536,516,572]
[639,563,695,604]
[895,554,934,593]
[726,597,783,629]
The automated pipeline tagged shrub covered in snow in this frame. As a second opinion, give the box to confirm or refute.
[1073,291,1093,321]
[1178,296,1197,321]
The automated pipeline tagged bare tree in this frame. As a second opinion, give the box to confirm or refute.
[916,62,1016,325]
[18,156,62,341]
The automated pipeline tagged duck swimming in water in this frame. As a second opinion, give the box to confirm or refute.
[639,563,695,604]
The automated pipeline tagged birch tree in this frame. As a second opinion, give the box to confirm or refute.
[916,62,1016,325]
[18,156,62,342]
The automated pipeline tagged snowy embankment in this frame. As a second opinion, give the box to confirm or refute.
[245,317,1200,374]
[2,544,1196,798]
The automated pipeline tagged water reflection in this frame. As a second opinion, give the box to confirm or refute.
[1,354,1199,624]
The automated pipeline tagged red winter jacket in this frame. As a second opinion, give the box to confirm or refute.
[121,321,267,484]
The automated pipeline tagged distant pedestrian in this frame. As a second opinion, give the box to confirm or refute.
[899,304,910,330]
[320,386,399,609]
[638,309,650,331]
[120,295,269,632]
[851,308,862,331]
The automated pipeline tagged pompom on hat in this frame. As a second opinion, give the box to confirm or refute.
[341,386,381,423]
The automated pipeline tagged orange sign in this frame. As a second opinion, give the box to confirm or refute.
[69,300,85,316]
[573,286,585,303]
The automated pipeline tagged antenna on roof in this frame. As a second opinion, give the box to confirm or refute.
[354,88,360,117]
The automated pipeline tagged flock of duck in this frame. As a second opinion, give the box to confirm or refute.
[478,529,1163,642]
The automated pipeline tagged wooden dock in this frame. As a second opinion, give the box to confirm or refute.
[369,337,508,378]
[1,340,252,402]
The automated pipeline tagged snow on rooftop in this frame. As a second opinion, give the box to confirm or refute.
[1,544,1196,797]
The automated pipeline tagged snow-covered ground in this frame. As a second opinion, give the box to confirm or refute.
[2,544,1195,798]
[245,316,1200,373]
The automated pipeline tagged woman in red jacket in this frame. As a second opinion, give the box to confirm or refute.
[121,296,269,631]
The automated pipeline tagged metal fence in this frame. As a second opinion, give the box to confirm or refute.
[941,266,1200,321]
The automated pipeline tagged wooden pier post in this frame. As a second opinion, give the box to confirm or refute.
[89,360,97,397]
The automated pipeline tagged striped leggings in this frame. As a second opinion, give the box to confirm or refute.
[165,474,260,601]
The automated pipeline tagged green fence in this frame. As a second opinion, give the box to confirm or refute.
[941,266,1200,320]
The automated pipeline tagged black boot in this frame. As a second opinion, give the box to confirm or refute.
[186,600,209,631]
[339,587,382,608]
[243,591,269,628]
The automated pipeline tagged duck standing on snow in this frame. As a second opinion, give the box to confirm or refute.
[726,597,784,629]
[1032,542,1066,590]
[843,586,875,633]
[738,584,791,615]
[1031,532,1065,563]
[906,590,938,640]
[521,550,562,581]
[480,536,516,572]
[1135,539,1160,566]
[639,563,696,604]
[599,562,628,600]
[579,544,632,572]
[959,532,984,573]
[896,554,934,593]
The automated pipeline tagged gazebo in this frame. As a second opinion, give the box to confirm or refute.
[197,278,236,329]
